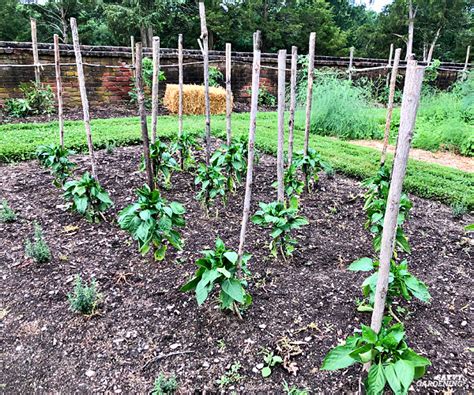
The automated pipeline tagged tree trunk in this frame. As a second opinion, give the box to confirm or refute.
[135,42,154,189]
[370,59,425,334]
[426,28,441,65]
[151,36,160,144]
[140,25,148,48]
[276,49,287,203]
[380,48,401,167]
[199,2,211,165]
[287,45,297,167]
[70,17,98,180]
[348,46,354,82]
[147,27,153,49]
[30,18,40,84]
[53,34,64,147]
[225,43,232,146]
[237,33,261,266]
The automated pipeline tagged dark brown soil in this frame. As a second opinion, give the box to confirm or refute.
[1,144,472,394]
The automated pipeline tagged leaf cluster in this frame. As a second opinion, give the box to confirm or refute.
[152,373,178,395]
[36,144,76,187]
[25,222,51,263]
[0,199,17,223]
[3,82,55,118]
[118,185,185,261]
[172,130,199,170]
[194,163,226,213]
[67,274,101,315]
[147,139,179,188]
[63,172,113,222]
[293,147,332,191]
[260,348,283,378]
[211,138,248,193]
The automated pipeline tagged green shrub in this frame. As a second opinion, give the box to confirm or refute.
[36,144,76,187]
[68,275,101,315]
[451,200,468,219]
[25,223,51,263]
[152,373,178,395]
[3,82,55,117]
[209,66,224,87]
[304,75,380,140]
[0,199,17,223]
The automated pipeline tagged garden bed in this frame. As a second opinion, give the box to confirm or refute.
[1,144,473,393]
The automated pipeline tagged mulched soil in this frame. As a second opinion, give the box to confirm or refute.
[1,143,473,394]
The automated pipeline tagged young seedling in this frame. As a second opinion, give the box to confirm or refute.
[260,347,283,378]
[181,238,252,315]
[282,380,309,395]
[194,163,226,216]
[118,185,186,261]
[0,199,17,223]
[36,144,76,187]
[348,257,431,313]
[151,373,178,395]
[293,148,332,192]
[321,319,431,395]
[63,172,113,222]
[68,274,101,315]
[251,196,308,260]
[25,222,51,263]
[216,361,243,389]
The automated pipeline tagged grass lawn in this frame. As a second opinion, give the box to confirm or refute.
[1,111,472,208]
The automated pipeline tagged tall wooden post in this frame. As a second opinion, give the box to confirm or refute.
[30,18,40,84]
[237,33,261,265]
[131,36,135,78]
[151,36,160,143]
[53,34,64,147]
[287,46,298,167]
[462,45,471,81]
[386,43,394,88]
[199,2,211,165]
[380,48,402,166]
[348,46,354,82]
[225,43,232,146]
[70,17,97,180]
[135,42,154,189]
[178,34,184,139]
[304,33,316,157]
[370,59,425,333]
[276,49,287,203]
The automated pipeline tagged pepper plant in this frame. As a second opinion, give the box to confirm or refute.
[145,140,179,189]
[211,138,248,193]
[348,257,431,312]
[63,172,113,222]
[321,319,431,395]
[181,238,252,314]
[118,185,186,261]
[36,144,76,187]
[173,130,199,170]
[273,164,304,199]
[251,197,309,259]
[293,148,332,192]
[194,163,227,215]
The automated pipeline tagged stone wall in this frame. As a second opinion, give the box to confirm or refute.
[0,41,467,109]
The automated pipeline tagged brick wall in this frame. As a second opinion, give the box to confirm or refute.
[0,41,467,109]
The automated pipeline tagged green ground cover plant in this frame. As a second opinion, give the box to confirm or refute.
[0,199,17,223]
[68,275,102,315]
[25,222,51,263]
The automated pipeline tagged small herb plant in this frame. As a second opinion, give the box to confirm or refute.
[118,185,186,261]
[451,200,468,219]
[251,197,309,259]
[36,144,76,187]
[146,140,179,188]
[348,257,431,310]
[194,163,227,214]
[293,148,332,191]
[211,138,248,193]
[0,199,16,223]
[321,320,431,395]
[25,223,51,263]
[181,238,252,313]
[151,373,178,395]
[67,275,101,315]
[216,361,243,388]
[63,172,113,222]
[173,131,199,170]
[260,348,283,378]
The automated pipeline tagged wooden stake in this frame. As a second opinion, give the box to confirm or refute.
[135,42,154,189]
[287,45,298,167]
[178,34,184,138]
[462,45,471,81]
[237,33,261,264]
[151,36,160,143]
[30,18,40,84]
[380,48,401,166]
[406,0,416,60]
[199,2,211,165]
[70,17,98,180]
[276,49,287,203]
[348,46,354,82]
[370,59,425,334]
[53,34,64,147]
[304,32,316,157]
[131,36,135,78]
[386,44,394,88]
[426,27,441,65]
[225,42,232,146]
